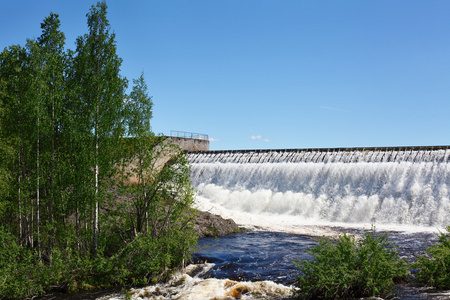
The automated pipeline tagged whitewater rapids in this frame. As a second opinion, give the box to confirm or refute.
[98,263,292,300]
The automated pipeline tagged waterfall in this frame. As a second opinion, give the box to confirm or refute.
[188,147,450,228]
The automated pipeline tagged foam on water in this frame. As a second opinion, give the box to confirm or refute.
[98,264,292,300]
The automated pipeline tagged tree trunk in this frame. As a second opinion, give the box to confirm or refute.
[36,110,40,257]
[93,103,99,256]
[18,152,22,246]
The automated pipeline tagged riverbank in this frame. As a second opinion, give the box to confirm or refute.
[36,227,450,300]
[31,210,244,300]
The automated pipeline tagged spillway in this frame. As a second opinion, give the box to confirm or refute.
[188,146,450,228]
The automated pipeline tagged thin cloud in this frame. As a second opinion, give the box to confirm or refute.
[209,137,220,142]
[250,135,271,142]
[319,106,350,113]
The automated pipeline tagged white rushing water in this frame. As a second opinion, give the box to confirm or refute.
[189,149,450,234]
[99,263,292,300]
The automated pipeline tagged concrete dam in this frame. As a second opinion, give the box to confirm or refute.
[187,146,450,228]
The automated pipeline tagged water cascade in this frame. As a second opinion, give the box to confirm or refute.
[188,147,450,228]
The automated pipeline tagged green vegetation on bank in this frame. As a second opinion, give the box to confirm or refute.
[293,227,450,299]
[0,2,196,298]
[413,226,450,290]
[293,230,408,299]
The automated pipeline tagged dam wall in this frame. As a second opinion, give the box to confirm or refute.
[168,136,209,152]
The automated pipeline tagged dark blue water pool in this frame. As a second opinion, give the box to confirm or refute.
[192,231,317,284]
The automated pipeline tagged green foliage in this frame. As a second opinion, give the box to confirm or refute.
[413,226,450,289]
[0,229,70,298]
[71,1,128,255]
[0,228,63,298]
[113,230,195,284]
[293,230,408,299]
[126,72,153,137]
[0,220,196,298]
[0,1,197,298]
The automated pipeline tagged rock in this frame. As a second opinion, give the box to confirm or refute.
[194,210,244,238]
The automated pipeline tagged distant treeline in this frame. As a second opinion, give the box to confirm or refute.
[0,1,196,298]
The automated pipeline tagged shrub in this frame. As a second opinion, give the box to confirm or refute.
[113,228,197,285]
[0,228,45,299]
[413,226,450,289]
[293,230,408,299]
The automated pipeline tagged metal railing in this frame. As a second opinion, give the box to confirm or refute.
[170,130,209,141]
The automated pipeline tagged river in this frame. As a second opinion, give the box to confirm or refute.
[39,148,450,299]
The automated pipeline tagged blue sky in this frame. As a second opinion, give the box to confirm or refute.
[2,1,450,150]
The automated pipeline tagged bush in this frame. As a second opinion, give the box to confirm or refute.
[293,230,408,299]
[113,228,197,285]
[413,226,450,289]
[0,228,53,299]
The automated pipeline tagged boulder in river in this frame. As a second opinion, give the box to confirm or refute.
[194,210,244,238]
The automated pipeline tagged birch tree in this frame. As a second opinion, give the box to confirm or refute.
[25,39,43,255]
[0,45,36,246]
[123,73,154,234]
[35,12,67,254]
[0,77,14,225]
[72,1,127,254]
[123,73,196,241]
